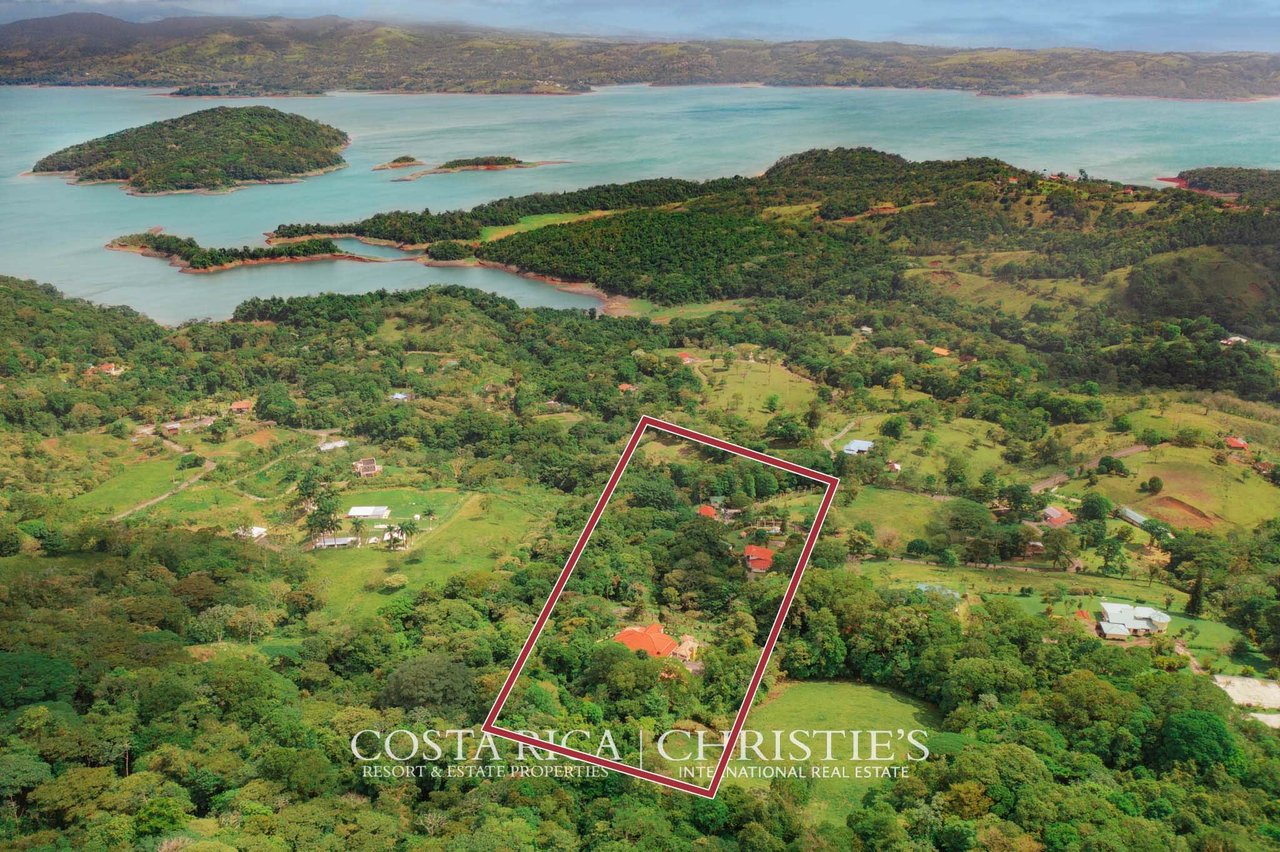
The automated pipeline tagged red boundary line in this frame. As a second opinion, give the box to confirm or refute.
[482,415,840,797]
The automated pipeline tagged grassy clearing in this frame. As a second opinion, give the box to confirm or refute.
[821,414,1009,481]
[866,557,1185,609]
[147,485,259,527]
[1058,445,1278,531]
[68,456,189,515]
[1127,401,1280,458]
[314,489,544,620]
[479,212,611,242]
[626,299,748,323]
[697,353,817,428]
[734,681,942,825]
[833,487,941,549]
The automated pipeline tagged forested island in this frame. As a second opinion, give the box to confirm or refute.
[30,105,348,194]
[372,155,424,170]
[7,13,1280,100]
[438,156,524,170]
[109,232,351,271]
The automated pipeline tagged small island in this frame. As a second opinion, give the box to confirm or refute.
[108,231,358,272]
[373,155,426,171]
[393,156,566,182]
[31,106,349,194]
[439,156,526,170]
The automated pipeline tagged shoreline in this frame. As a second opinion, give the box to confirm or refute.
[10,81,1280,104]
[106,241,380,273]
[423,257,631,316]
[265,233,431,251]
[27,161,347,196]
[107,237,626,314]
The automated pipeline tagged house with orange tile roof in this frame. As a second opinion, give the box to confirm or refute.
[1042,506,1075,528]
[697,505,718,519]
[744,544,775,573]
[613,623,678,657]
[229,399,253,415]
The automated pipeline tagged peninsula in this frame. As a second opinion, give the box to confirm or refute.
[31,105,349,194]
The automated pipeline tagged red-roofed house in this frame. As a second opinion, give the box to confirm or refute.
[613,623,678,658]
[930,346,952,357]
[678,352,695,364]
[230,399,253,415]
[697,505,717,519]
[744,545,775,573]
[1042,506,1075,529]
[1226,436,1249,450]
[86,362,125,377]
[618,382,636,393]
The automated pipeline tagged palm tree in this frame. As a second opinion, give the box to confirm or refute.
[349,517,366,547]
[386,524,404,550]
[399,518,420,544]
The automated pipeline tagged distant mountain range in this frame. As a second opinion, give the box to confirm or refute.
[4,12,1280,99]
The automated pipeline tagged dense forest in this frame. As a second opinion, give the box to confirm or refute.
[1,272,1279,847]
[7,13,1280,99]
[32,106,348,193]
[1178,166,1280,206]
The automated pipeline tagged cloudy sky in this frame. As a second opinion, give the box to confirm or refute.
[4,0,1279,51]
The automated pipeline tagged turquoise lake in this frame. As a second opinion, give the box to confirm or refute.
[4,84,1280,324]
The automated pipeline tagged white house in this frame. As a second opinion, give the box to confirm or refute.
[1097,602,1172,638]
[842,439,875,455]
[347,506,391,520]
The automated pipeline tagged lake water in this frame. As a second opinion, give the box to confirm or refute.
[4,85,1280,324]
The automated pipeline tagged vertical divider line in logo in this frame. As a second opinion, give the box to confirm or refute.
[481,415,840,798]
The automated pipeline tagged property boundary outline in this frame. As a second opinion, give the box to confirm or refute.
[482,415,840,797]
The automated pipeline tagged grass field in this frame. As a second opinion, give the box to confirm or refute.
[821,413,1010,482]
[695,352,818,428]
[479,212,612,242]
[734,681,943,825]
[68,456,190,515]
[771,486,941,549]
[1058,445,1278,530]
[313,489,545,620]
[624,299,748,323]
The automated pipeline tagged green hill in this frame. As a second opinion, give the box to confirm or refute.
[32,105,348,193]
